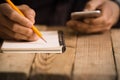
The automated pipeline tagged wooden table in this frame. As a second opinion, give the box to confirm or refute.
[0,26,120,80]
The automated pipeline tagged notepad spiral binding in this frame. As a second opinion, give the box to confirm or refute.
[58,31,66,53]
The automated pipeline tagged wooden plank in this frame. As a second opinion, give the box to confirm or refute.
[0,53,35,80]
[0,25,47,80]
[111,29,120,80]
[30,27,77,80]
[73,31,116,80]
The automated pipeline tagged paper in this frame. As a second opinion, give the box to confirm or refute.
[1,31,66,53]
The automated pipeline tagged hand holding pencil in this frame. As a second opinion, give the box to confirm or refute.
[0,0,46,42]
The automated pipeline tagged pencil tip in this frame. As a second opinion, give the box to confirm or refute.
[41,37,47,43]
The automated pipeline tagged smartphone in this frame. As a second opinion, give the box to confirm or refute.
[71,10,101,20]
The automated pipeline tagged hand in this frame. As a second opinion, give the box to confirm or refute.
[84,0,109,11]
[67,0,120,33]
[0,3,39,41]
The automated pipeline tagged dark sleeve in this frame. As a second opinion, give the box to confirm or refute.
[0,0,24,4]
[0,0,6,4]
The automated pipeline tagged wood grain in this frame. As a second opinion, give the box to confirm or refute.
[30,27,77,80]
[111,29,120,80]
[73,31,116,80]
[0,25,46,80]
[0,53,35,80]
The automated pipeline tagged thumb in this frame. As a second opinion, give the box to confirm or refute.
[84,0,106,11]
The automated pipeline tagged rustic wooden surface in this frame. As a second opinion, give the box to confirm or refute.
[0,26,120,80]
[0,53,35,80]
[30,27,77,80]
[111,29,120,80]
[74,31,116,80]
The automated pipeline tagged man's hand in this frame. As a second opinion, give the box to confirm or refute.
[0,3,39,41]
[67,0,120,33]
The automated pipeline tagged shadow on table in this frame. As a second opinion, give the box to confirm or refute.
[30,74,71,80]
[0,72,71,80]
[0,72,27,80]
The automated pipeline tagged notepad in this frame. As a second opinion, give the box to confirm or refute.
[1,31,66,53]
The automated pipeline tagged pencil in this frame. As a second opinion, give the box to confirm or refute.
[6,0,47,42]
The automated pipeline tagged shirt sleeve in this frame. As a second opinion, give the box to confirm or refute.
[0,0,6,4]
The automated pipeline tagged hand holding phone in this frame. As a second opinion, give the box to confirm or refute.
[71,10,101,20]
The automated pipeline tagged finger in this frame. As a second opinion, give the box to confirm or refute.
[27,33,39,41]
[101,1,120,25]
[83,17,106,25]
[85,25,110,33]
[0,25,28,40]
[0,29,12,40]
[66,20,110,34]
[11,24,35,37]
[84,0,105,11]
[0,13,34,37]
[0,3,33,28]
[84,2,112,25]
[1,23,39,41]
[0,26,39,41]
[67,20,89,33]
[0,13,11,27]
[18,5,35,24]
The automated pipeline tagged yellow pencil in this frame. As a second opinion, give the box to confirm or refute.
[6,0,47,42]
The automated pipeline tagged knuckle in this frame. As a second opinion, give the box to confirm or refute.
[21,4,29,9]
[67,21,75,27]
[21,5,35,15]
[13,33,27,40]
[12,24,19,32]
[28,37,35,41]
[25,29,33,36]
[0,3,9,13]
[9,11,17,20]
[98,17,107,25]
[29,9,35,16]
[102,17,112,26]
[25,21,32,28]
[86,2,94,9]
[13,33,20,40]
